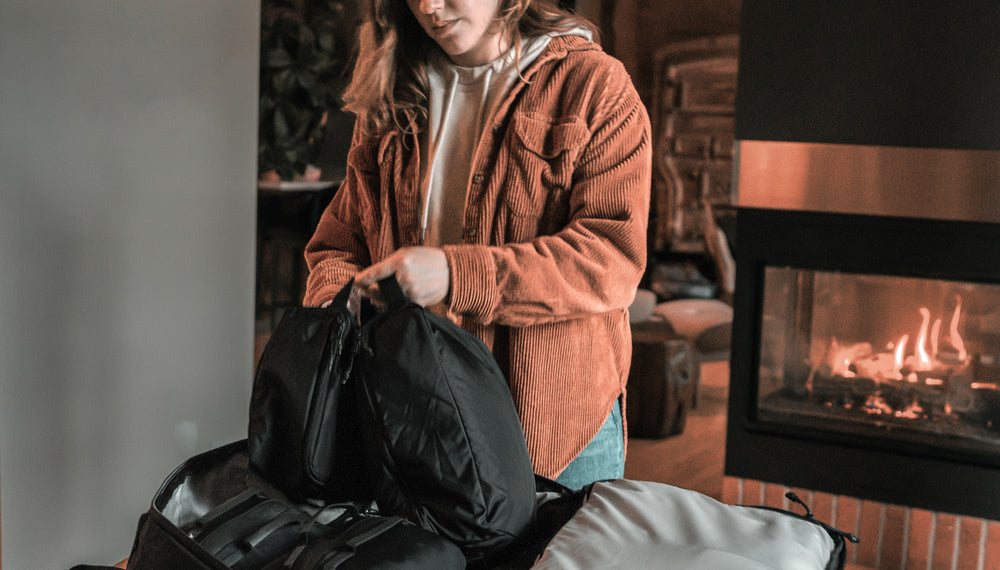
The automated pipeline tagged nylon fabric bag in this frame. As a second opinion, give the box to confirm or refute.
[531,479,856,570]
[113,441,465,570]
[247,280,374,504]
[288,513,466,569]
[355,277,537,559]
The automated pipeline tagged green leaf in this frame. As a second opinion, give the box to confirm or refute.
[317,28,335,53]
[258,0,353,178]
[265,47,292,68]
[273,107,289,139]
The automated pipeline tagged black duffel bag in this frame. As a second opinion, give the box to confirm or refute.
[247,281,374,505]
[97,440,465,570]
[354,277,537,559]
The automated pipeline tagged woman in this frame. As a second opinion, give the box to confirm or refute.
[303,0,651,489]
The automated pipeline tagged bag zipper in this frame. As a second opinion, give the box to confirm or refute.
[752,491,860,545]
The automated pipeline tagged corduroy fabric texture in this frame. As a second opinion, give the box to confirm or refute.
[304,35,651,478]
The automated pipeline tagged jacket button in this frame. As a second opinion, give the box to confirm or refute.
[472,174,485,184]
[466,227,478,240]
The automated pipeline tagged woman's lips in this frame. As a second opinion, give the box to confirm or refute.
[429,19,457,37]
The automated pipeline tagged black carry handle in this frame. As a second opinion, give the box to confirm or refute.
[349,276,407,321]
[376,275,409,310]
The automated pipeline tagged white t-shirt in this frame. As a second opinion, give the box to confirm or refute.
[419,30,592,246]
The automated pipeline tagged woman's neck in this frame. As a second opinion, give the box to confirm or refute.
[447,28,511,68]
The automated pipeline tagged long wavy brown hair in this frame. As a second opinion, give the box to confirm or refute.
[341,0,598,138]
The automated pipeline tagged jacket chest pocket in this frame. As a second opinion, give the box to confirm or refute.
[503,113,590,228]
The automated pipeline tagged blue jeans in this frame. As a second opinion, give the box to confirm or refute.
[555,399,625,490]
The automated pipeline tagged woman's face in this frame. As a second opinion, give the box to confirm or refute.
[406,0,508,67]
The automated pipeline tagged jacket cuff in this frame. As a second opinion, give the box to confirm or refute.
[302,270,348,307]
[443,245,498,321]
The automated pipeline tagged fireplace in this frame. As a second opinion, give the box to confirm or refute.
[725,143,1000,521]
[722,3,1000,563]
[758,261,1000,460]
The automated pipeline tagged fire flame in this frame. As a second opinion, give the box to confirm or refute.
[893,335,909,371]
[894,298,966,374]
[950,296,967,361]
[826,296,967,382]
[930,318,941,357]
[916,308,933,370]
[826,338,878,378]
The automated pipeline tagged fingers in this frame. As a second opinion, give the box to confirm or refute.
[354,253,399,304]
[346,284,366,320]
[354,247,450,307]
[355,255,398,289]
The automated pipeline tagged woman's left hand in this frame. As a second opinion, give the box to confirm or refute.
[355,246,450,307]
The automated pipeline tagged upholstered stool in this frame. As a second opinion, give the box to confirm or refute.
[652,298,733,359]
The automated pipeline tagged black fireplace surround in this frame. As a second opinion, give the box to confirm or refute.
[725,207,1000,519]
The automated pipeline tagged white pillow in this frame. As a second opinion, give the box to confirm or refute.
[652,299,732,340]
[628,289,658,323]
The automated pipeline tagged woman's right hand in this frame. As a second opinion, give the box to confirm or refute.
[354,246,451,307]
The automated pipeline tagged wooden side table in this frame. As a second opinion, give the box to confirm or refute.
[627,319,700,438]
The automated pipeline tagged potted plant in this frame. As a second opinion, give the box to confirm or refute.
[257,0,352,182]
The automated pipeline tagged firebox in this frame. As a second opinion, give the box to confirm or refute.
[725,142,1000,521]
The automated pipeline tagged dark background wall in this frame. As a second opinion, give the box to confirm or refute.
[736,0,1000,150]
[579,0,742,104]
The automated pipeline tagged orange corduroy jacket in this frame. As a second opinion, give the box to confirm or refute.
[303,35,651,479]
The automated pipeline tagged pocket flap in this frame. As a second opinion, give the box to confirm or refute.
[513,113,589,159]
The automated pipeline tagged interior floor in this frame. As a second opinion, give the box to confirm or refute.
[624,360,728,499]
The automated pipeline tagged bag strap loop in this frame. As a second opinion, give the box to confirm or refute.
[377,275,408,310]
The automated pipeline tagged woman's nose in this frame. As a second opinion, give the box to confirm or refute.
[416,0,443,14]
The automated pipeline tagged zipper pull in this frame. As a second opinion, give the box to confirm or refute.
[784,491,813,518]
[785,491,860,544]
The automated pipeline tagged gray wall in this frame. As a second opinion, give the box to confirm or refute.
[0,2,259,568]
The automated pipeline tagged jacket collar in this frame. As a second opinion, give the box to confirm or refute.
[484,35,599,130]
[520,34,600,82]
[378,35,600,154]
